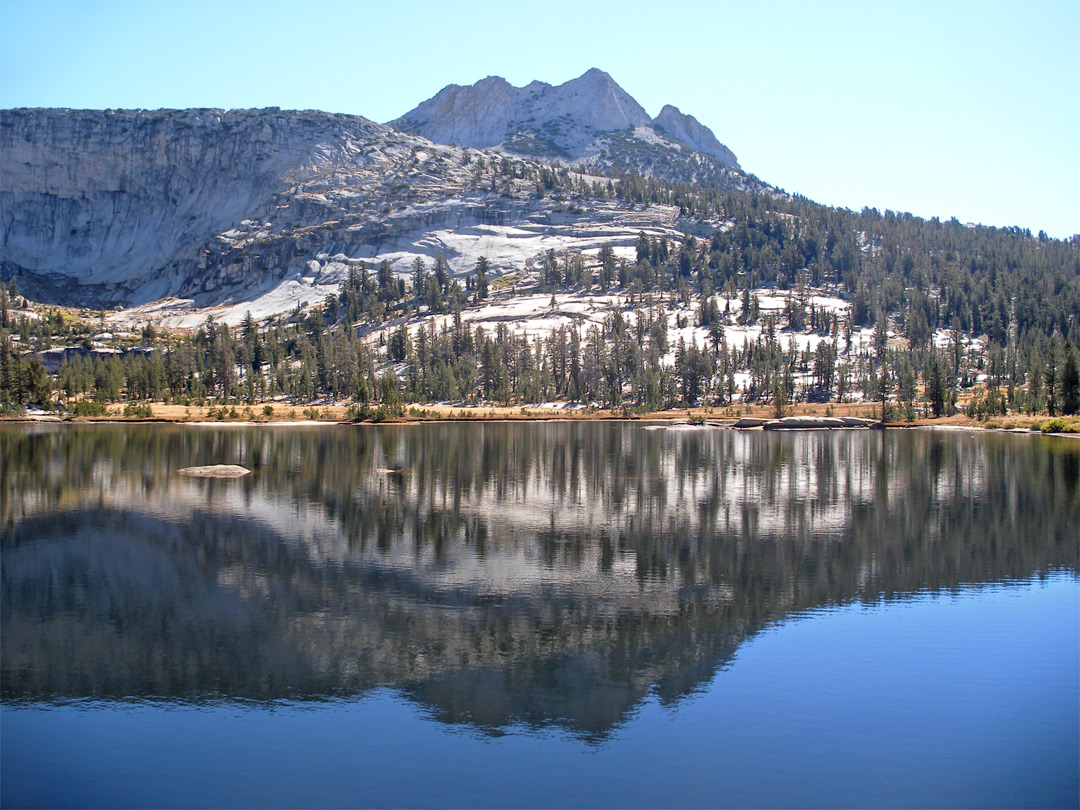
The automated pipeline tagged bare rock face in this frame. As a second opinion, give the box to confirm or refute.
[1,107,384,305]
[1,76,750,319]
[523,68,653,146]
[392,75,520,149]
[392,69,653,158]
[2,106,722,319]
[653,105,739,168]
[391,69,739,169]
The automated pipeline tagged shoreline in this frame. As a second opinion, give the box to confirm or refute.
[2,403,1078,435]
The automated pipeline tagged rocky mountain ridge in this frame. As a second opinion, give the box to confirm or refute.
[2,92,754,320]
[392,68,740,170]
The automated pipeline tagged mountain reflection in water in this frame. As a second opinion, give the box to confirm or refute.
[2,423,1077,737]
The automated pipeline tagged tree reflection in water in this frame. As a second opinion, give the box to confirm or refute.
[2,423,1077,738]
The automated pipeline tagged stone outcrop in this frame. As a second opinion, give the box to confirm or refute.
[764,416,847,429]
[733,417,769,428]
[392,69,652,155]
[762,416,874,430]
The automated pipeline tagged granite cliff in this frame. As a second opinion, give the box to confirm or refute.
[1,73,752,319]
[2,107,392,308]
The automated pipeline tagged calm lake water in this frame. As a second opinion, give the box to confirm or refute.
[1,422,1078,808]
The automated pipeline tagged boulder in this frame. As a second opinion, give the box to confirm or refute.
[763,416,846,430]
[178,464,250,478]
[734,417,769,428]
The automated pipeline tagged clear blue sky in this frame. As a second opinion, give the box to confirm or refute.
[2,0,1077,238]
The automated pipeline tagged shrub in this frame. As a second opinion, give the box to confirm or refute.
[1040,418,1080,434]
[122,403,152,418]
[363,404,405,422]
[68,400,107,417]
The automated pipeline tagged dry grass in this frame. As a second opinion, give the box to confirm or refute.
[12,399,1063,431]
[22,400,955,425]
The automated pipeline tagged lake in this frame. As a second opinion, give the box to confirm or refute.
[1,422,1077,808]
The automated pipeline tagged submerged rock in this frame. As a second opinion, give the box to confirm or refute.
[177,464,251,478]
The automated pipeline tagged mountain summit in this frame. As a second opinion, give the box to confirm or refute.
[390,69,740,172]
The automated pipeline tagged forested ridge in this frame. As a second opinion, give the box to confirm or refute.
[2,164,1079,420]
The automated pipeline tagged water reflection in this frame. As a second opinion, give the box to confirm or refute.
[2,423,1077,737]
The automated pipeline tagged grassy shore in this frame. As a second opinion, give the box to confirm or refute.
[5,400,1079,433]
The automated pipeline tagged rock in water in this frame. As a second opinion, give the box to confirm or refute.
[178,464,251,478]
[763,417,846,430]
[734,417,769,428]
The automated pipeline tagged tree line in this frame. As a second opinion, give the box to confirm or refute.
[3,266,1078,418]
[2,159,1079,418]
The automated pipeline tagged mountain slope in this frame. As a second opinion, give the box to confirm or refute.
[1,106,703,318]
[2,107,385,305]
[392,69,652,155]
[1,72,754,317]
[390,69,742,175]
[653,104,738,166]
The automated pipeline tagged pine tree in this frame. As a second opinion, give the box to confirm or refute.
[926,352,947,418]
[1061,340,1080,415]
[1045,337,1061,416]
[474,257,489,302]
[411,257,427,301]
